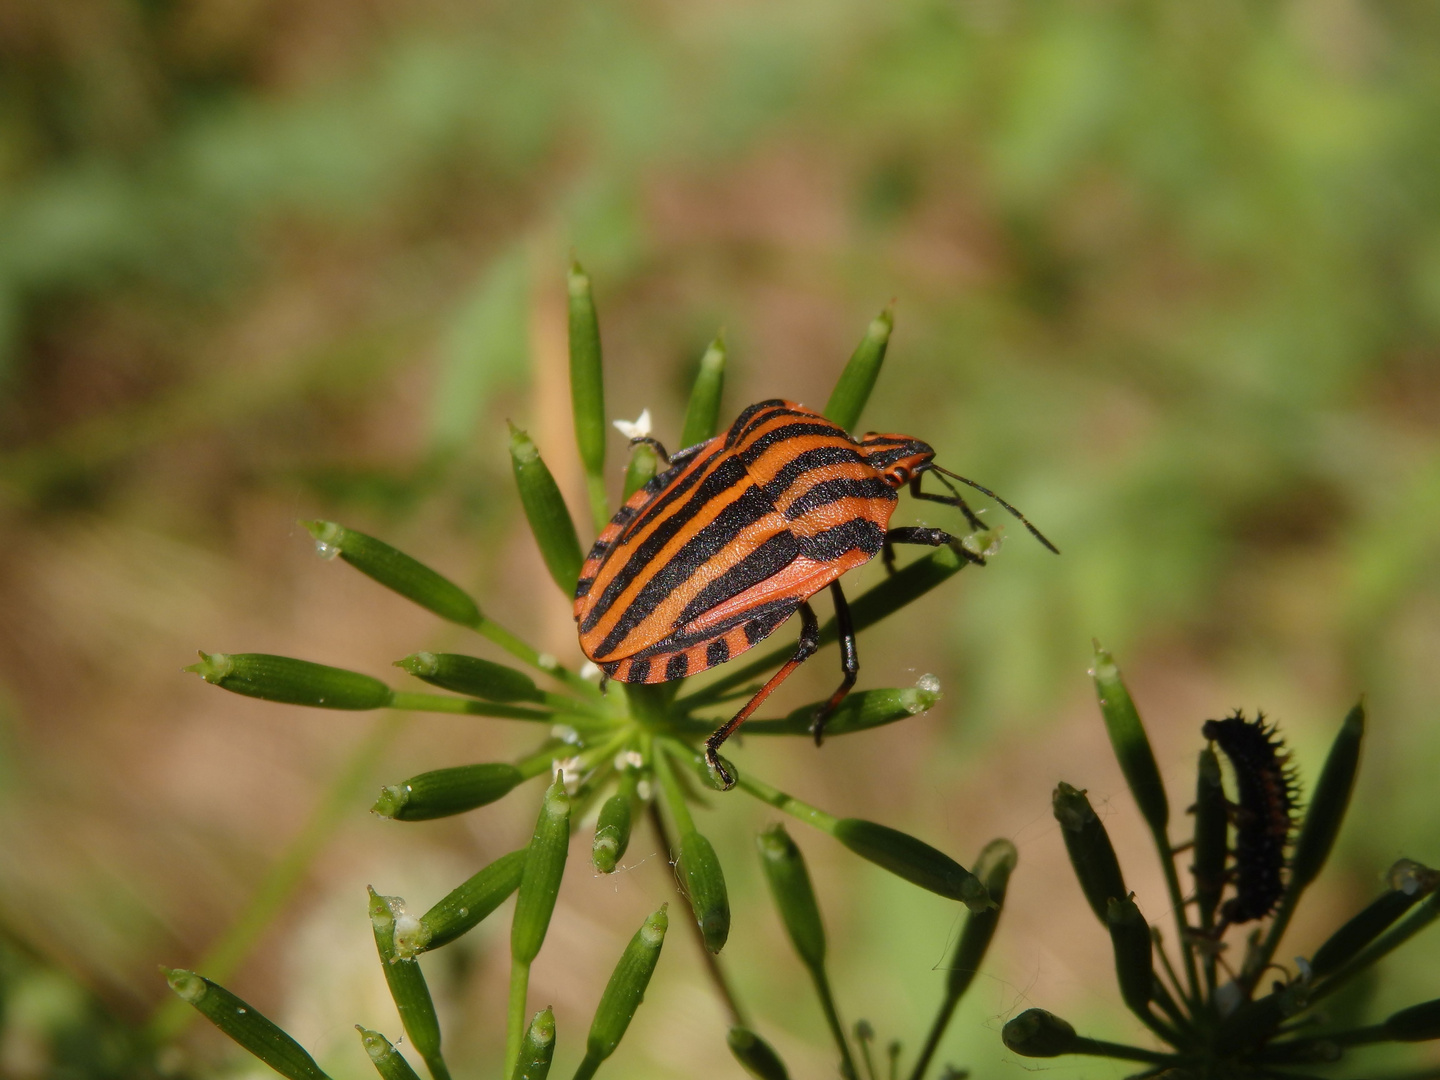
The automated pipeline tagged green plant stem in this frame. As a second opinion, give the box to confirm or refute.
[507,960,531,1076]
[570,1053,602,1080]
[475,617,604,702]
[388,692,559,720]
[585,474,610,536]
[1069,1036,1176,1065]
[651,742,697,836]
[734,771,838,834]
[645,801,747,1027]
[1153,830,1200,1007]
[812,973,856,1080]
[147,712,406,1043]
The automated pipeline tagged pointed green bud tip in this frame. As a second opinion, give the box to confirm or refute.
[1089,641,1168,835]
[357,1026,392,1063]
[396,652,439,677]
[164,967,206,1004]
[301,518,343,553]
[372,764,523,821]
[185,651,232,683]
[1053,781,1126,924]
[1393,858,1440,896]
[531,1006,556,1045]
[641,903,669,946]
[367,886,396,931]
[1002,1009,1077,1057]
[372,785,410,818]
[185,652,393,709]
[833,818,992,910]
[568,262,590,294]
[1290,699,1365,889]
[726,1026,790,1080]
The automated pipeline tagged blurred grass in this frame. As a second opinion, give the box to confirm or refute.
[3,1,1440,1076]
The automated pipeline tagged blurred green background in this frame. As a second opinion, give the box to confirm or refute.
[2,0,1439,1076]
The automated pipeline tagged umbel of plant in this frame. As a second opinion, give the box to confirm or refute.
[1002,646,1440,1079]
[171,265,1035,1080]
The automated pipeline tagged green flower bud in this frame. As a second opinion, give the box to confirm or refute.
[832,818,990,911]
[373,763,524,821]
[678,831,730,953]
[680,335,727,448]
[186,652,392,710]
[1091,645,1168,835]
[368,889,447,1080]
[947,839,1016,1000]
[583,905,668,1064]
[509,426,584,595]
[302,521,480,627]
[512,779,571,965]
[756,823,826,973]
[1290,701,1364,891]
[406,847,528,956]
[622,441,658,501]
[727,1026,790,1080]
[1052,782,1126,925]
[567,263,607,478]
[1310,862,1435,978]
[593,766,640,874]
[357,1026,423,1080]
[163,969,330,1080]
[1193,747,1228,927]
[395,652,542,703]
[1106,895,1153,1015]
[1002,1009,1077,1058]
[510,1007,556,1080]
[1383,998,1440,1041]
[745,686,941,737]
[824,307,893,434]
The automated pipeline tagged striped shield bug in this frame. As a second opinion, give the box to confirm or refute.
[573,399,1057,788]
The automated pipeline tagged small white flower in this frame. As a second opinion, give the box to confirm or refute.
[550,724,581,745]
[613,409,653,441]
[579,661,602,681]
[616,749,645,771]
[536,653,558,671]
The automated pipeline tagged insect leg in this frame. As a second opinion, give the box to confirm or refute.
[885,526,987,567]
[628,435,671,464]
[704,602,820,789]
[910,474,986,532]
[811,581,858,746]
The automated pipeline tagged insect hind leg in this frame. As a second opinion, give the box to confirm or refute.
[811,581,858,746]
[704,602,820,789]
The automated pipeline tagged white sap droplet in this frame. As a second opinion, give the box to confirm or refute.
[314,540,341,561]
[457,907,469,918]
[237,1007,247,1015]
[915,673,942,694]
[537,653,558,671]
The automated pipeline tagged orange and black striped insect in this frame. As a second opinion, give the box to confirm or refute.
[573,399,1057,787]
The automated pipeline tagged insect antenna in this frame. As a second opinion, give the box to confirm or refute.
[929,465,1060,553]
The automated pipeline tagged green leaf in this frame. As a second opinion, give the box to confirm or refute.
[302,521,481,627]
[756,823,826,972]
[678,832,730,954]
[832,818,989,911]
[621,441,658,501]
[395,652,543,703]
[372,763,525,821]
[583,906,668,1064]
[1091,644,1168,835]
[1106,895,1153,1016]
[1290,700,1365,890]
[357,1027,424,1080]
[512,779,571,965]
[410,847,528,956]
[727,1027,791,1080]
[368,889,449,1080]
[1052,782,1126,924]
[736,686,941,737]
[824,307,893,434]
[164,969,332,1080]
[510,1008,556,1080]
[1193,748,1227,928]
[680,335,726,448]
[186,652,393,710]
[509,425,584,595]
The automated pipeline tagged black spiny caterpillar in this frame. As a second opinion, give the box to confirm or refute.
[1202,710,1299,926]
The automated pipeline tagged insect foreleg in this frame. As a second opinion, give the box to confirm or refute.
[704,602,820,789]
[627,435,671,464]
[810,581,858,746]
[884,526,987,567]
[910,474,987,532]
